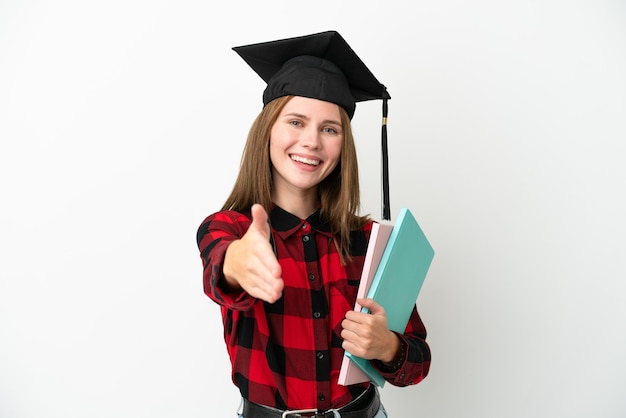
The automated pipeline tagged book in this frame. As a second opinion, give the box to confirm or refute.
[340,207,435,387]
[338,221,394,386]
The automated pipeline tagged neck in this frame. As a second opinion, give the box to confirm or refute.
[272,191,319,220]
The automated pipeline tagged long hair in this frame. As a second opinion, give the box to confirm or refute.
[222,95,370,262]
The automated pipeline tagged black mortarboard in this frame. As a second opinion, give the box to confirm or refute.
[233,30,392,220]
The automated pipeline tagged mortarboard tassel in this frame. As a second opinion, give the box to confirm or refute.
[381,90,391,221]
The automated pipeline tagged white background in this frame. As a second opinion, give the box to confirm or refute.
[1,1,625,417]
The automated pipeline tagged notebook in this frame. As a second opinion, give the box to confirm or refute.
[339,207,435,387]
[338,221,394,385]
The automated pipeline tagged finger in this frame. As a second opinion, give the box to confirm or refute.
[251,278,284,304]
[340,327,359,347]
[341,321,362,341]
[253,246,282,284]
[250,203,271,239]
[239,260,282,298]
[341,336,368,359]
[357,298,386,316]
[344,304,377,323]
[243,250,282,288]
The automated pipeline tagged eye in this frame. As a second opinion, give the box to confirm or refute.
[289,120,303,127]
[322,126,340,135]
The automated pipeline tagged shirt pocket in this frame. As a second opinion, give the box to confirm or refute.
[328,277,360,312]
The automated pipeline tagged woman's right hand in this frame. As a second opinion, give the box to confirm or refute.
[222,204,284,303]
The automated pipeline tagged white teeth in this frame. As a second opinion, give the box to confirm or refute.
[291,155,320,166]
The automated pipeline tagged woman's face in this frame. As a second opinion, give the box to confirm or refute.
[269,96,343,199]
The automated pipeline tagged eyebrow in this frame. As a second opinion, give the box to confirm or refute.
[283,112,342,127]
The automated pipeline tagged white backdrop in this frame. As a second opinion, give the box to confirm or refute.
[1,1,625,417]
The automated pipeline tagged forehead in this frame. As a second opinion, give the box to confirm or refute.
[280,96,342,121]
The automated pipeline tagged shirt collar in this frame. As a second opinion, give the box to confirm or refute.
[269,204,332,239]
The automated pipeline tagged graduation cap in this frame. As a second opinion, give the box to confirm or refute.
[233,30,392,221]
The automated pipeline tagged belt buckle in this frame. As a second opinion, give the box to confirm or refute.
[281,408,318,418]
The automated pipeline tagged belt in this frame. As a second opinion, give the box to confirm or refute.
[242,385,380,418]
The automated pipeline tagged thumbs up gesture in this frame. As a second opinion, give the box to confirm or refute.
[223,204,284,303]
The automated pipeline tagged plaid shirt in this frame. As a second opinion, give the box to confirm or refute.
[196,205,430,410]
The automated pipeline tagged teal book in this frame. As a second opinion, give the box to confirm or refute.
[344,207,435,387]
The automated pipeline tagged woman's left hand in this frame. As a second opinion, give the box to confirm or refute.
[341,298,401,364]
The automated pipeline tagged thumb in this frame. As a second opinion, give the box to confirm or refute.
[250,203,271,240]
[357,298,385,315]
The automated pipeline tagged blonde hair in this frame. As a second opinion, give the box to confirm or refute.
[222,96,370,262]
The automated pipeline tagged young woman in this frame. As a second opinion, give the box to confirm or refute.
[196,31,431,418]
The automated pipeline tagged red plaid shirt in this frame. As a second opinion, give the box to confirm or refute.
[196,205,430,410]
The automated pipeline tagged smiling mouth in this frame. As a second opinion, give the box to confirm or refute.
[290,155,321,166]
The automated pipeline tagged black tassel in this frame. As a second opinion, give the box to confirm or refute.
[381,92,390,221]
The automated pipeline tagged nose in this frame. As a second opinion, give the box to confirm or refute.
[300,126,321,149]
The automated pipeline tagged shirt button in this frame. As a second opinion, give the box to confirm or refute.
[318,394,326,401]
[302,235,310,242]
[308,274,315,281]
[301,223,307,229]
[316,351,324,360]
[313,312,321,318]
